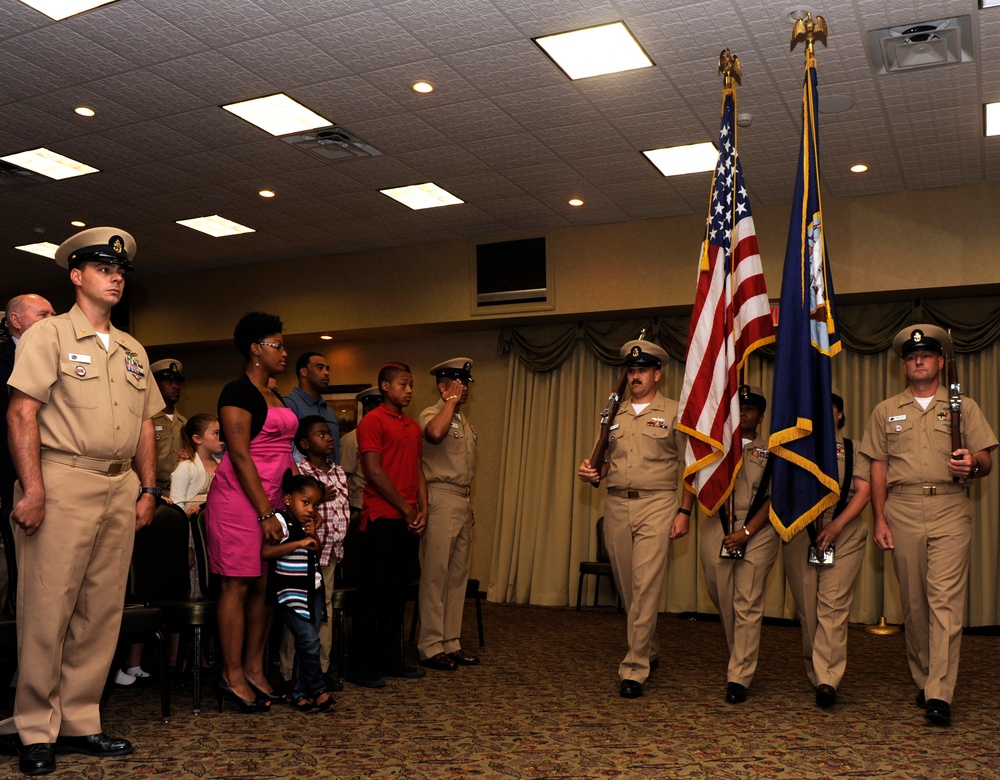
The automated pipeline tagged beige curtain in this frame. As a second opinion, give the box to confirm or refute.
[490,314,1000,626]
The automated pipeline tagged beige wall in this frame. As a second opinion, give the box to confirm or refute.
[137,180,1000,592]
[131,182,1000,347]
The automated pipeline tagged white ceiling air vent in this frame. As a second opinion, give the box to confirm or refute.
[868,16,973,75]
[0,160,48,187]
[279,126,381,162]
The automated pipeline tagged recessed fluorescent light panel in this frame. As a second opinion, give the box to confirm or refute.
[0,148,99,180]
[380,183,464,210]
[15,242,60,259]
[986,102,1000,136]
[222,93,332,137]
[176,215,255,237]
[642,142,718,177]
[17,0,118,20]
[981,1,1000,8]
[533,21,653,80]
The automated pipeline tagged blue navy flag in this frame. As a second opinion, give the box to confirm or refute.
[767,49,841,541]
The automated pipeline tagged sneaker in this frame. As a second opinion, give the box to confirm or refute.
[126,665,151,679]
[114,669,137,687]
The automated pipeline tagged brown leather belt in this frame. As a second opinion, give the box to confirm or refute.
[889,483,965,496]
[429,483,471,498]
[607,488,667,499]
[41,450,132,476]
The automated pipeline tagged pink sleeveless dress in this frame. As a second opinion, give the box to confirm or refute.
[206,406,298,577]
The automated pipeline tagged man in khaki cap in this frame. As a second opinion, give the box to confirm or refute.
[578,340,688,699]
[150,359,187,491]
[680,384,776,705]
[1,227,163,775]
[861,324,997,727]
[417,358,479,671]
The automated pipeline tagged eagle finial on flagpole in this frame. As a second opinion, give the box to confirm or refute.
[790,13,828,54]
[718,49,742,90]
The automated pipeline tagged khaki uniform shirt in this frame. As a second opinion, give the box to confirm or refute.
[153,408,187,490]
[419,399,477,488]
[861,387,997,485]
[9,304,164,459]
[730,433,770,520]
[339,429,365,510]
[604,391,682,491]
[818,433,871,523]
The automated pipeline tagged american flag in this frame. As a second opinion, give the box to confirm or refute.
[677,89,775,516]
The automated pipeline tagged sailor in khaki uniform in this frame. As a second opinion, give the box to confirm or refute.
[1,228,163,776]
[784,388,871,708]
[578,341,688,699]
[417,359,480,671]
[150,359,187,491]
[682,385,777,704]
[861,324,997,727]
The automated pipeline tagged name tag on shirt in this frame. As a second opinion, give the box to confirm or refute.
[68,353,91,364]
[888,414,906,422]
[609,423,620,431]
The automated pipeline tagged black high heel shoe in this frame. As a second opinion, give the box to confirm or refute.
[246,679,285,707]
[216,679,270,714]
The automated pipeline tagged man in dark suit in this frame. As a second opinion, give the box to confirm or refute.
[0,294,55,611]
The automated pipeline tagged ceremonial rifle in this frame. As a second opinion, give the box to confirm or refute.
[588,328,646,487]
[945,329,963,482]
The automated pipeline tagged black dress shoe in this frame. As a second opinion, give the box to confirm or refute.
[19,743,55,776]
[925,699,951,727]
[915,689,928,709]
[619,679,643,699]
[54,733,133,757]
[381,663,426,679]
[345,674,386,689]
[420,652,458,672]
[448,649,481,666]
[649,658,659,673]
[323,674,344,692]
[815,684,837,708]
[725,682,747,704]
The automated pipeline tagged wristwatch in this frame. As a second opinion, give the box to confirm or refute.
[139,486,163,499]
[970,459,981,479]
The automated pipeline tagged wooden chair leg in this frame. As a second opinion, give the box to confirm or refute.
[192,627,202,715]
[155,629,171,721]
[474,591,484,650]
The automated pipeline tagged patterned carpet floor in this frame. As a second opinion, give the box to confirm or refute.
[3,603,999,779]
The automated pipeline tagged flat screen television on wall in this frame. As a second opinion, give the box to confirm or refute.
[474,236,550,308]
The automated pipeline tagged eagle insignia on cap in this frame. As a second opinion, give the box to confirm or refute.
[463,361,471,372]
[631,346,641,358]
[913,330,923,343]
[110,236,124,254]
[738,384,750,400]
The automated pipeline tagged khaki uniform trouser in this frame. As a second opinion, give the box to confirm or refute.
[783,517,867,689]
[699,516,779,688]
[886,491,972,703]
[603,491,676,684]
[417,485,473,659]
[0,462,138,744]
[281,558,336,679]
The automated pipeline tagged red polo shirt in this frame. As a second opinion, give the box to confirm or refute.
[357,403,423,529]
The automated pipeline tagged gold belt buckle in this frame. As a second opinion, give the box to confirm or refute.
[628,490,640,499]
[922,485,936,496]
[108,460,125,475]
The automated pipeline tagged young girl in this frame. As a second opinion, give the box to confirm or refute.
[170,414,224,599]
[263,470,335,712]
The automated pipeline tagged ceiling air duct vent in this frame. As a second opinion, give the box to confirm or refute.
[280,126,382,162]
[868,16,973,75]
[0,160,48,187]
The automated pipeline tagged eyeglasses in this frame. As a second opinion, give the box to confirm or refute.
[257,341,287,352]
